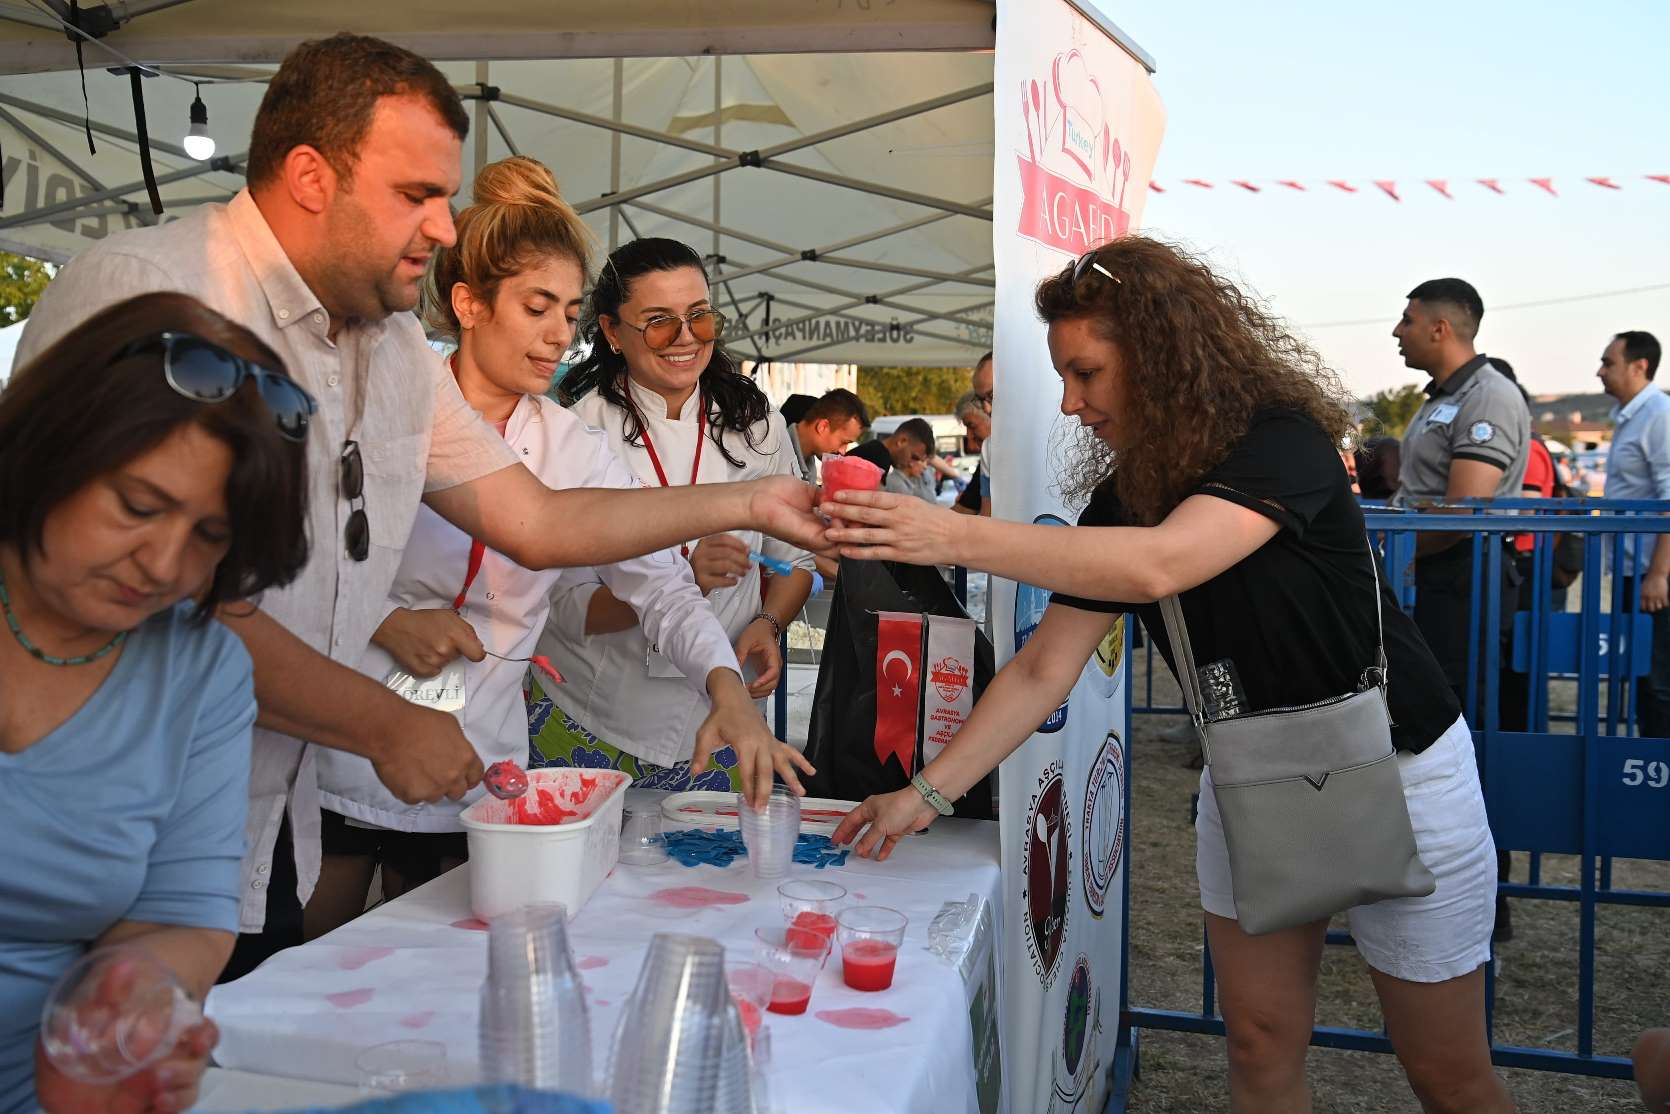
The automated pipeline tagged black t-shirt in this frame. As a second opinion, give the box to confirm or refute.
[845,439,894,477]
[1053,410,1460,753]
[957,463,984,511]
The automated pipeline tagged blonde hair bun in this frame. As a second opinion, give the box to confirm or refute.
[472,155,566,211]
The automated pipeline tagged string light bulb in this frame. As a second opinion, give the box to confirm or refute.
[183,84,214,160]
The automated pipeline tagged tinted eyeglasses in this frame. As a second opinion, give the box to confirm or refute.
[340,440,369,563]
[1072,248,1121,294]
[119,331,315,442]
[618,308,727,352]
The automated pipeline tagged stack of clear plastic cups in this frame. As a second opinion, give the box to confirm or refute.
[736,785,801,879]
[478,904,594,1095]
[39,946,202,1085]
[607,934,754,1114]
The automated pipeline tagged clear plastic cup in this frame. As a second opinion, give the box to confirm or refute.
[819,453,884,528]
[753,927,826,1017]
[619,804,668,866]
[835,907,909,993]
[777,879,846,954]
[356,1040,448,1093]
[737,786,800,880]
[39,946,202,1085]
[724,961,774,1047]
[479,904,593,1094]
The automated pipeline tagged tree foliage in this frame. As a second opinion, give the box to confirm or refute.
[1359,383,1426,439]
[855,366,971,418]
[0,251,53,326]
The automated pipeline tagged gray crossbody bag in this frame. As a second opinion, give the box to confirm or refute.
[1159,543,1435,935]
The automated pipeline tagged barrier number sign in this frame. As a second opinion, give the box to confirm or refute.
[1621,758,1670,789]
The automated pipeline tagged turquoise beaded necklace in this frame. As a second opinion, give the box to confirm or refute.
[0,563,126,667]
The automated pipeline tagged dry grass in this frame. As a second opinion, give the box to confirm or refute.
[1122,652,1664,1112]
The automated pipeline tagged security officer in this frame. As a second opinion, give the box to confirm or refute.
[1392,277,1530,943]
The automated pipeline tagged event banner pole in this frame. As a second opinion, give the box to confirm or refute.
[990,2,1164,1110]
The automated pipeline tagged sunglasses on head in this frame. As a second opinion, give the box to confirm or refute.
[120,331,315,442]
[617,308,727,352]
[1072,248,1121,292]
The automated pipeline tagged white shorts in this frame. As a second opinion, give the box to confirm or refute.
[1195,714,1497,983]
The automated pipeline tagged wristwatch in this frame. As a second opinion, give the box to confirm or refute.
[910,772,955,816]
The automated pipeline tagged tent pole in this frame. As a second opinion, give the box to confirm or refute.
[498,91,729,159]
[761,161,991,220]
[0,105,109,191]
[473,61,489,184]
[0,153,242,229]
[485,105,520,157]
[711,56,722,261]
[608,58,622,253]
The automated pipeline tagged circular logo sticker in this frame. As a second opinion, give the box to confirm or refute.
[1022,761,1071,986]
[1469,420,1496,444]
[1015,514,1071,733]
[1081,731,1126,917]
[1062,956,1092,1075]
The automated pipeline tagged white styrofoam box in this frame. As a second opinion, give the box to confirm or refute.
[459,768,632,921]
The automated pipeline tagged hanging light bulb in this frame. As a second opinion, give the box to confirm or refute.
[183,84,215,160]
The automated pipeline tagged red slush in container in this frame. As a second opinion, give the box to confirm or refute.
[835,906,908,993]
[819,453,883,528]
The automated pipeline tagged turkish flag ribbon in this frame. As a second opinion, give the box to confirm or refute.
[874,611,924,774]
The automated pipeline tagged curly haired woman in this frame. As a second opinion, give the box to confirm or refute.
[830,237,1513,1114]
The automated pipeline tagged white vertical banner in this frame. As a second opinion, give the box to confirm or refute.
[990,3,1164,1111]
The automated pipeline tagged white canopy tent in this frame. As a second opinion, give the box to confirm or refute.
[0,0,1156,367]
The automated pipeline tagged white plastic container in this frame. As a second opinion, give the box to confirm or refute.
[460,768,632,921]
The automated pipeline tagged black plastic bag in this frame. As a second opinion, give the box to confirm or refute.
[804,557,996,820]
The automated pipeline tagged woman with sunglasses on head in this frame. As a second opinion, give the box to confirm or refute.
[829,239,1512,1113]
[0,293,310,1114]
[531,237,817,790]
[307,162,807,935]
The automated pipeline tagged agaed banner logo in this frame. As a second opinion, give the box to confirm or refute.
[1081,731,1126,917]
[1022,760,1072,986]
[1013,514,1071,732]
[930,655,971,703]
[1015,49,1138,256]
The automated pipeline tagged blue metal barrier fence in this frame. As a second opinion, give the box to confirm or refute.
[1116,500,1670,1096]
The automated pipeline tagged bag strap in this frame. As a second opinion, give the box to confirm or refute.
[1158,531,1388,758]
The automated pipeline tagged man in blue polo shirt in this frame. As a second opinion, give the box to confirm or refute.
[1599,330,1670,736]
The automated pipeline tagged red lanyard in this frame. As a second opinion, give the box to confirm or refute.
[453,407,511,611]
[631,392,706,558]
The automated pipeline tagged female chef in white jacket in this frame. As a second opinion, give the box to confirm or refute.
[529,237,816,789]
[306,160,812,937]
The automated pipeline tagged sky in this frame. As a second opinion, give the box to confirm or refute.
[1105,0,1670,399]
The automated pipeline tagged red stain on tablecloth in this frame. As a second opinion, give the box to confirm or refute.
[326,988,375,1009]
[594,999,610,1007]
[337,946,394,971]
[648,886,750,910]
[450,918,491,932]
[815,1007,910,1030]
[577,955,609,970]
[398,1011,435,1030]
[852,892,867,901]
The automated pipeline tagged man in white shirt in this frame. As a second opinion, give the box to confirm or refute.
[16,33,825,975]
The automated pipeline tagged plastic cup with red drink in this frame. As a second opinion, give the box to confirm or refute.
[836,906,908,993]
[778,879,846,955]
[753,927,827,1016]
[818,453,883,529]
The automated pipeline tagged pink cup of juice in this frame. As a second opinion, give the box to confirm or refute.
[836,906,908,993]
[819,453,883,528]
[778,879,846,956]
[754,927,826,1016]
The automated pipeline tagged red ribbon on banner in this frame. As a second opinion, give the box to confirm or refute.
[874,612,923,775]
[1143,174,1670,197]
[1015,155,1132,255]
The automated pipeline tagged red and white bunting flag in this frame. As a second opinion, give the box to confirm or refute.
[874,611,923,775]
[1231,180,1261,193]
[1327,180,1357,193]
[1530,177,1558,196]
[1183,178,1214,189]
[1478,178,1505,194]
[1374,180,1400,201]
[1646,174,1670,186]
[1277,180,1307,191]
[1149,181,1166,192]
[1587,176,1621,190]
[1426,179,1452,199]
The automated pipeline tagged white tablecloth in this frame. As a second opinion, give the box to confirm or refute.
[207,817,1000,1114]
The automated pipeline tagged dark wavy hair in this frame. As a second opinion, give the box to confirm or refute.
[558,237,768,467]
[1035,237,1353,525]
[0,293,310,621]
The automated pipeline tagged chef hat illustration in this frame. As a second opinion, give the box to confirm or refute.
[1051,49,1105,178]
